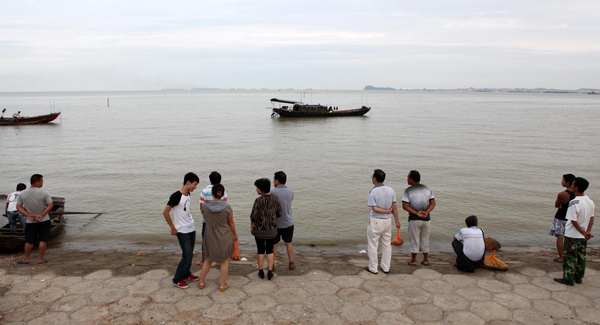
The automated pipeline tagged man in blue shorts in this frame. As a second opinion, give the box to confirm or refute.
[17,174,54,264]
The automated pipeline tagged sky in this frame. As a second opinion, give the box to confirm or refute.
[1,1,599,91]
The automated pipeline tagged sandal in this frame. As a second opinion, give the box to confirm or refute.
[289,261,296,270]
[408,261,417,266]
[219,283,229,292]
[421,261,430,266]
[199,283,205,289]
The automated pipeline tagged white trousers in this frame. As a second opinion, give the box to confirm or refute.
[367,217,392,273]
[408,220,430,254]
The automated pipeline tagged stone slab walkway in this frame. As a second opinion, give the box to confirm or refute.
[1,245,599,324]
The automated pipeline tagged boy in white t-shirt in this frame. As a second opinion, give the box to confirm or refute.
[163,172,200,289]
[554,177,595,286]
[6,183,27,232]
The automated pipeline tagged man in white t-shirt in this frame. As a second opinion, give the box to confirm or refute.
[554,177,595,286]
[6,183,27,232]
[163,172,200,289]
[452,215,485,272]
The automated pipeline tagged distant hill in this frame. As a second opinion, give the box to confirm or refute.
[364,85,396,91]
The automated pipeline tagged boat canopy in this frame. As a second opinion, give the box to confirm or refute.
[270,98,303,105]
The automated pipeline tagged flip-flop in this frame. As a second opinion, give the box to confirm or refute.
[17,260,29,264]
[553,258,563,263]
[199,283,205,289]
[219,283,229,292]
[421,261,430,266]
[408,261,417,266]
[38,259,48,264]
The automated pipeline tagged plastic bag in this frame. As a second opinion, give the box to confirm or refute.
[391,229,404,246]
[483,250,508,271]
[231,240,241,260]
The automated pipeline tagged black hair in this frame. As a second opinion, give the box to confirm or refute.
[30,174,43,185]
[209,171,222,185]
[274,171,287,184]
[16,183,26,191]
[465,215,478,228]
[563,173,576,185]
[409,170,421,183]
[212,184,225,200]
[254,178,271,194]
[184,172,200,185]
[573,177,589,193]
[373,169,386,183]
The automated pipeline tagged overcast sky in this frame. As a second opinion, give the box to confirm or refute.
[1,1,599,91]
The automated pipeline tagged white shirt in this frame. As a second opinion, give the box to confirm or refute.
[455,226,485,262]
[565,195,595,239]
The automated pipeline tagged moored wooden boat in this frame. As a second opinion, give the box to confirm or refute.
[270,98,370,118]
[0,112,61,125]
[0,197,65,253]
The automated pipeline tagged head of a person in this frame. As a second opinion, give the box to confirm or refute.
[563,173,575,186]
[372,169,386,183]
[274,171,287,185]
[183,172,200,186]
[209,171,221,185]
[212,183,225,200]
[30,174,44,186]
[465,215,478,228]
[408,170,420,184]
[16,183,26,191]
[254,178,271,194]
[573,177,589,193]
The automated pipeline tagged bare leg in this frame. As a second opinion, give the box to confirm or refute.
[219,260,229,288]
[273,243,278,261]
[410,253,417,264]
[23,243,33,263]
[422,253,429,264]
[199,259,212,287]
[556,237,564,261]
[267,253,274,271]
[38,241,47,262]
[285,242,294,262]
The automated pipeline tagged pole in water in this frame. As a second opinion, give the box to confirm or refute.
[107,98,110,107]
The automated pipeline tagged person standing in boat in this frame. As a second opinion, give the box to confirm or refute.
[6,183,27,233]
[16,174,53,264]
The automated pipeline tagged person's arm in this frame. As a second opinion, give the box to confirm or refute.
[163,205,177,236]
[372,206,392,214]
[584,217,594,240]
[17,204,34,221]
[36,202,53,222]
[418,199,436,218]
[402,201,418,215]
[227,213,238,241]
[555,191,569,208]
[392,202,400,229]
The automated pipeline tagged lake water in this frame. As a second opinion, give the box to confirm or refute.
[1,90,598,252]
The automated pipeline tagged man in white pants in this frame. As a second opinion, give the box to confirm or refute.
[366,169,401,274]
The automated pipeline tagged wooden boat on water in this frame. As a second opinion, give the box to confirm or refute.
[0,197,65,253]
[0,112,61,125]
[270,98,371,118]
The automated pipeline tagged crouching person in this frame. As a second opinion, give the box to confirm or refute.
[452,215,485,272]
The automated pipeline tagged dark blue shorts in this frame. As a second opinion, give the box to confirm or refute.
[277,225,294,243]
[24,220,51,244]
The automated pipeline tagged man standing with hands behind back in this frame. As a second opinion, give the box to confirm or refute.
[402,170,436,266]
[366,169,400,274]
[17,174,53,264]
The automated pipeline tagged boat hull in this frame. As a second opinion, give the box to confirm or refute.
[273,107,370,117]
[0,197,65,253]
[0,112,61,125]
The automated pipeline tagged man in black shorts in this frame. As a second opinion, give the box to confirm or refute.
[17,174,54,264]
[271,171,296,270]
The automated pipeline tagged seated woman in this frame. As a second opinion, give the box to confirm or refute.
[198,184,238,292]
[251,178,281,280]
[452,215,485,272]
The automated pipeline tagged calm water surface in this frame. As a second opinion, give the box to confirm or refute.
[1,90,598,252]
